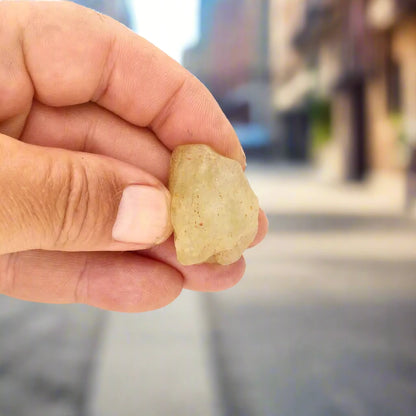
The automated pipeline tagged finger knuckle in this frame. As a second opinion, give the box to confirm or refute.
[54,159,91,248]
[53,158,120,249]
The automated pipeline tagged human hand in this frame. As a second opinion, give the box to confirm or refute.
[0,1,268,312]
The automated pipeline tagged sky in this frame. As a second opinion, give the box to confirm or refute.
[128,0,200,63]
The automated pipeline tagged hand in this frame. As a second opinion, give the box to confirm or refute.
[0,1,268,312]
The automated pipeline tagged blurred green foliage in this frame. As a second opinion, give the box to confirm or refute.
[389,111,406,143]
[308,97,332,153]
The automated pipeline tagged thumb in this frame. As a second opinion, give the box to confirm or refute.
[0,134,172,254]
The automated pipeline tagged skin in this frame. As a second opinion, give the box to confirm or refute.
[0,1,268,312]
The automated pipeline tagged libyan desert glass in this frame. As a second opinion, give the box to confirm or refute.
[169,144,259,265]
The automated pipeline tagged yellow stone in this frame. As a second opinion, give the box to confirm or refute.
[169,144,259,265]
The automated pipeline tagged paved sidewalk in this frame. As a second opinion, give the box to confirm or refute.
[87,291,221,416]
[0,299,104,416]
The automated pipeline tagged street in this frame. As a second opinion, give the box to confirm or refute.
[1,164,416,416]
[205,163,416,416]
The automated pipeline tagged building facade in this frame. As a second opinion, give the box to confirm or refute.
[185,0,416,173]
[269,0,312,160]
[273,0,416,179]
[183,0,275,149]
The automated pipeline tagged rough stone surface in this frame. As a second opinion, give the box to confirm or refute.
[169,144,259,265]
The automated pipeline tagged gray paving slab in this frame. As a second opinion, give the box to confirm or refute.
[87,291,221,416]
[202,164,416,416]
[206,296,416,416]
[0,298,104,416]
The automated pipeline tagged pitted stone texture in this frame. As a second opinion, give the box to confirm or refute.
[169,144,259,265]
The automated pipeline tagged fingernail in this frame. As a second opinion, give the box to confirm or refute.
[239,145,247,169]
[232,136,246,169]
[112,185,170,245]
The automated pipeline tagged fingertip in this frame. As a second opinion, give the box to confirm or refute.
[227,127,246,169]
[233,144,247,170]
[142,237,246,292]
[181,256,246,292]
[249,209,269,248]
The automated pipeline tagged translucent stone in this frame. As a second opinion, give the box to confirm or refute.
[169,144,259,265]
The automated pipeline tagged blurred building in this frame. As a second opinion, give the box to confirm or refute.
[273,0,416,180]
[294,0,375,179]
[183,0,275,153]
[367,0,416,151]
[183,0,219,91]
[269,0,312,160]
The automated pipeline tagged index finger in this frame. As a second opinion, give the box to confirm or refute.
[2,1,245,166]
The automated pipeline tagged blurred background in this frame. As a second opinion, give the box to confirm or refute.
[1,1,416,415]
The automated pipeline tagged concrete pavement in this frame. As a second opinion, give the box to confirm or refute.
[87,291,221,416]
[204,164,416,416]
[0,300,103,416]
